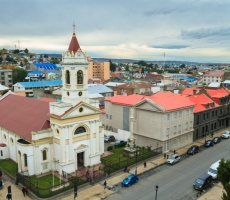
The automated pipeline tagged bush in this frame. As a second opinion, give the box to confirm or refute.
[107,146,113,151]
[115,142,127,148]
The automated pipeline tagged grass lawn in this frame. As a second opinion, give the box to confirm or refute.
[0,159,18,177]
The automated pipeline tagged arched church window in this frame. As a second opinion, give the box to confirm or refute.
[77,70,83,84]
[74,126,86,135]
[42,149,47,161]
[66,70,70,84]
[0,150,3,157]
[24,154,28,167]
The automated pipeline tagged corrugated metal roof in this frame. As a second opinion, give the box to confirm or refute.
[88,84,113,94]
[15,80,62,88]
[0,94,50,140]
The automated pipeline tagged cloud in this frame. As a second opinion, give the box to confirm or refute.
[149,45,189,49]
[181,27,230,39]
[144,8,179,16]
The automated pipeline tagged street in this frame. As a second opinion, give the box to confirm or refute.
[107,138,230,200]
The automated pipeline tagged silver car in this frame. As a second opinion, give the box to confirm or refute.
[222,131,230,139]
[167,154,181,165]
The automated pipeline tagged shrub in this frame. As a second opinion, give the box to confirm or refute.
[107,146,113,151]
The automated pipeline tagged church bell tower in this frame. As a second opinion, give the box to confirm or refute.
[61,23,89,105]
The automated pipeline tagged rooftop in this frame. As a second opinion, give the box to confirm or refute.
[204,71,225,77]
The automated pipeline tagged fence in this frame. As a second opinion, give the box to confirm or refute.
[101,146,162,174]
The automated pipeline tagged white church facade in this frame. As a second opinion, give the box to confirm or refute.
[0,28,104,175]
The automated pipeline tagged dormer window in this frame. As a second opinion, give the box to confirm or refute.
[66,70,70,84]
[206,104,209,109]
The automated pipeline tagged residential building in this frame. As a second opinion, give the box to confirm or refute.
[0,69,13,89]
[203,71,225,85]
[114,82,153,96]
[88,60,110,81]
[101,92,195,152]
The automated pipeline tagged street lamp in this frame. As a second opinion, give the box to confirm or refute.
[135,146,139,175]
[155,185,159,200]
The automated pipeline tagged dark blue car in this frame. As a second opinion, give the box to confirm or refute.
[121,174,139,187]
[204,140,214,147]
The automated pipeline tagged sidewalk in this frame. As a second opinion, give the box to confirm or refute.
[61,129,226,200]
[0,180,31,200]
[198,182,224,200]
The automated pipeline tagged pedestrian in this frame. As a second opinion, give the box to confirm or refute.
[211,132,213,138]
[124,166,127,172]
[0,179,2,190]
[22,186,26,197]
[173,150,176,154]
[127,167,130,173]
[25,187,28,195]
[144,161,146,168]
[202,133,204,138]
[103,180,107,189]
[6,193,12,200]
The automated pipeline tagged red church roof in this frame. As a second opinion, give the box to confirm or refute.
[68,32,81,53]
[0,94,50,140]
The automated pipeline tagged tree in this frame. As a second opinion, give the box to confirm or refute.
[125,65,129,71]
[12,68,28,84]
[217,158,230,200]
[109,60,116,72]
[137,60,147,66]
[0,57,3,64]
[24,48,29,53]
[13,49,20,54]
[179,64,186,68]
[44,54,48,58]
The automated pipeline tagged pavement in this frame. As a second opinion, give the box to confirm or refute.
[0,129,227,200]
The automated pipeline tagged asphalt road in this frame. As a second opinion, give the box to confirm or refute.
[107,138,230,200]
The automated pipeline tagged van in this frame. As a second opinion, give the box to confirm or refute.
[193,173,212,191]
[208,160,220,179]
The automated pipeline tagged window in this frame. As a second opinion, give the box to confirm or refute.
[3,134,6,142]
[174,112,177,118]
[190,109,193,114]
[0,150,2,157]
[77,70,83,84]
[42,150,47,161]
[212,111,214,117]
[110,115,112,120]
[106,114,108,119]
[185,122,188,130]
[190,121,192,129]
[24,154,28,167]
[10,138,14,145]
[186,109,189,115]
[74,126,86,135]
[178,125,181,133]
[65,70,70,84]
[203,113,205,120]
[174,126,177,134]
[179,111,182,117]
[167,114,170,120]
[166,128,170,136]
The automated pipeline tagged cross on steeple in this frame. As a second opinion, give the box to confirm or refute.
[72,22,75,33]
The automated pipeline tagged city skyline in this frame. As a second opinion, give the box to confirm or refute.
[1,0,230,63]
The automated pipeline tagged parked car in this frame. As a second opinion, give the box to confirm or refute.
[121,174,139,187]
[208,160,220,179]
[104,135,115,142]
[167,154,181,165]
[204,140,214,147]
[213,137,221,144]
[222,131,230,139]
[114,140,127,147]
[193,173,212,191]
[187,145,200,155]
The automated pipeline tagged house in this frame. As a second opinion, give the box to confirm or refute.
[101,92,195,152]
[203,71,225,85]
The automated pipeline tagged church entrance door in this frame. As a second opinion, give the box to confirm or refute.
[77,152,84,169]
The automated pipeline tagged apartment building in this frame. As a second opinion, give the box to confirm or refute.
[88,61,110,81]
[203,71,225,85]
[0,69,13,89]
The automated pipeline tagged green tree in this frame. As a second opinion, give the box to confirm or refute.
[0,57,3,64]
[24,48,29,53]
[12,68,28,84]
[13,49,20,54]
[44,54,48,58]
[109,60,116,72]
[137,60,147,66]
[217,159,230,200]
[125,65,129,71]
[20,62,23,67]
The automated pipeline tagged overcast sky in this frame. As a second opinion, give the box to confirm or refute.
[1,0,230,63]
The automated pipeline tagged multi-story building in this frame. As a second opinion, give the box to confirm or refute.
[101,92,195,152]
[0,69,13,89]
[181,87,230,140]
[203,71,225,85]
[88,60,110,81]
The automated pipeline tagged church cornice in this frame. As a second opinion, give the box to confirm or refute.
[61,62,89,65]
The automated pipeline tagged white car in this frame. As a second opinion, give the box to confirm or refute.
[222,131,230,139]
[167,154,181,165]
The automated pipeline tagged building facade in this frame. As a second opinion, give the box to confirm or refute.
[88,61,110,81]
[203,71,225,85]
[0,69,13,89]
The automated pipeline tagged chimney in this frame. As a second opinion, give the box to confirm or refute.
[193,89,197,95]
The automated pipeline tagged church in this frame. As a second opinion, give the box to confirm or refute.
[0,27,104,175]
